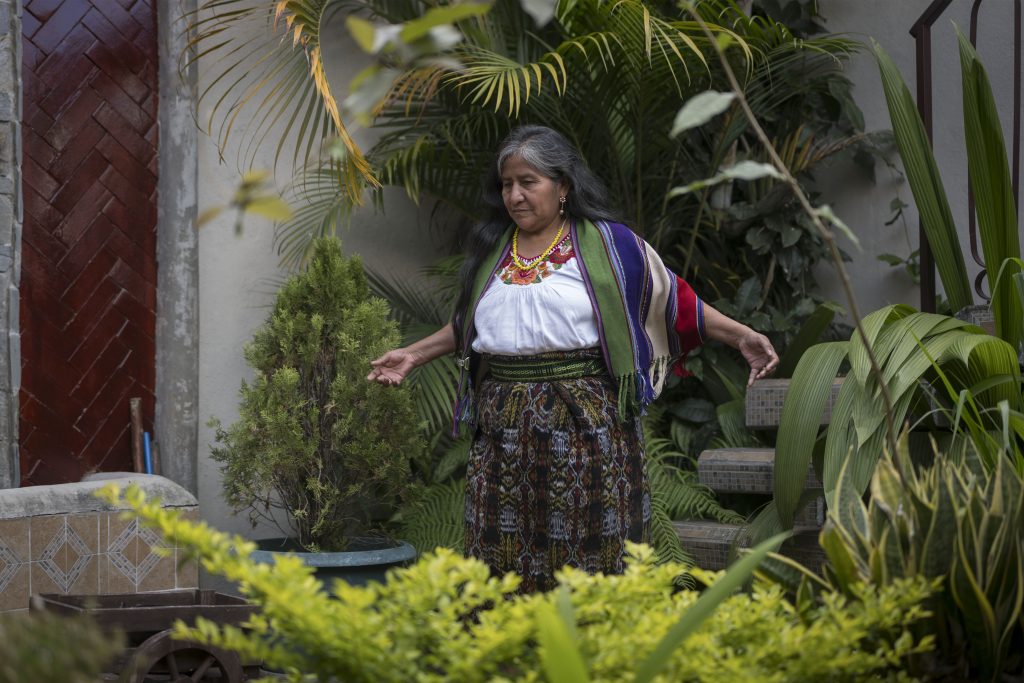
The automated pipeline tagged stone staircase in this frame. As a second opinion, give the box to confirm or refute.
[674,378,843,571]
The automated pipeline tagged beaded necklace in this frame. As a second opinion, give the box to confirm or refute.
[511,219,567,271]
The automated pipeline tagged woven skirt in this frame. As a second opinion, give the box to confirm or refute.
[464,349,651,593]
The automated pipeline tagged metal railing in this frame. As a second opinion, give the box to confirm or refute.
[910,0,1022,310]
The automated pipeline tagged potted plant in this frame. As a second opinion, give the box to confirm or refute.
[209,237,423,586]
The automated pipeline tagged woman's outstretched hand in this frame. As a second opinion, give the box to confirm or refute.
[367,348,420,386]
[738,331,779,387]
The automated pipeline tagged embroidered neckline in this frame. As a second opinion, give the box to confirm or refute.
[498,234,574,285]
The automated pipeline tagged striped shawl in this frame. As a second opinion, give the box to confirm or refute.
[453,219,705,431]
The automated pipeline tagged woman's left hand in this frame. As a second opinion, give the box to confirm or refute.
[738,331,779,387]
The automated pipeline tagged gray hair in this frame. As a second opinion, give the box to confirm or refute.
[491,126,617,221]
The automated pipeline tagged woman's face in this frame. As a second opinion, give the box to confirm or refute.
[500,156,568,234]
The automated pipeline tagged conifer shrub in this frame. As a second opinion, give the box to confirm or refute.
[100,484,935,683]
[209,238,422,551]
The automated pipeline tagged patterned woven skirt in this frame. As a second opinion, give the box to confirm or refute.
[464,349,651,593]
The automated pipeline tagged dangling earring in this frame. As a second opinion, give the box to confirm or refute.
[559,195,566,217]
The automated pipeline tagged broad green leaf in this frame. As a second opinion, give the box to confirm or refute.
[536,592,589,683]
[633,533,789,683]
[957,30,1023,351]
[873,41,973,312]
[819,525,861,592]
[753,552,831,596]
[822,378,857,500]
[832,450,868,540]
[814,205,860,249]
[347,16,377,53]
[669,397,717,424]
[775,342,848,527]
[870,458,906,519]
[921,476,958,578]
[400,3,492,43]
[847,305,914,388]
[776,302,842,378]
[671,91,736,137]
[245,196,293,222]
[951,533,1001,677]
[669,161,784,197]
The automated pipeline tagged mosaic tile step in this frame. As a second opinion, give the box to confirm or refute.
[745,378,845,428]
[698,448,821,494]
[673,521,826,573]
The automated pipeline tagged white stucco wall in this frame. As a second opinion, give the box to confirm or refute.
[194,1,1022,537]
[817,0,1022,313]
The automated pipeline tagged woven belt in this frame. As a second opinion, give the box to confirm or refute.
[487,354,606,382]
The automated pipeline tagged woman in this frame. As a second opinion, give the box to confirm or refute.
[368,126,778,592]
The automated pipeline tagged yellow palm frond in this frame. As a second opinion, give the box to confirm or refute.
[190,0,377,198]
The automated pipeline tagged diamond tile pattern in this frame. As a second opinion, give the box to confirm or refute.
[19,0,159,485]
[108,518,161,585]
[38,518,90,592]
[0,540,21,592]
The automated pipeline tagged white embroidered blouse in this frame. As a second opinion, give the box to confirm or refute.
[472,235,601,355]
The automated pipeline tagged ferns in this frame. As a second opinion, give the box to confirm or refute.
[648,448,742,524]
[399,479,467,553]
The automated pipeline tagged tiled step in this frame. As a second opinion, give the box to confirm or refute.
[698,448,824,528]
[745,378,845,428]
[674,521,826,572]
[698,448,820,494]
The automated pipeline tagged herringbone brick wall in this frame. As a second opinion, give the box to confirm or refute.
[20,0,158,485]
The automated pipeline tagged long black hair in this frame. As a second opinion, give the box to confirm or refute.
[453,125,617,339]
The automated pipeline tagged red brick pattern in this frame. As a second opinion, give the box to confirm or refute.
[20,0,158,485]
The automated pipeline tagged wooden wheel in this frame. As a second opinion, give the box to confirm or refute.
[118,629,244,683]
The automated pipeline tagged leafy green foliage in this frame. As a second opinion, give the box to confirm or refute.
[767,441,1024,681]
[761,305,1023,539]
[274,0,870,355]
[0,611,122,683]
[209,238,423,551]
[98,484,936,683]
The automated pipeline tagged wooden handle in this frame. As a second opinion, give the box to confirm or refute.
[130,398,144,473]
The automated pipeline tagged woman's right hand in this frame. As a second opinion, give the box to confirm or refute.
[367,348,420,386]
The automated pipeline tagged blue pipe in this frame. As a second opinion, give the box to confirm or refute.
[143,431,153,474]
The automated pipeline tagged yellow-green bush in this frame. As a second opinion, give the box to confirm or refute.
[99,484,934,682]
[0,610,121,683]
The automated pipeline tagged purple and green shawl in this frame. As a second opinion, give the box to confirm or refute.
[453,219,705,432]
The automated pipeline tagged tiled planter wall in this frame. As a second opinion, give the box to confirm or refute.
[0,474,198,613]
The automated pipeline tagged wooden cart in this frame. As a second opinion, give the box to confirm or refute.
[33,589,260,682]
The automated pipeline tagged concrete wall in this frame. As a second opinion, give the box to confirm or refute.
[0,1,20,489]
[816,0,1021,313]
[192,1,1022,536]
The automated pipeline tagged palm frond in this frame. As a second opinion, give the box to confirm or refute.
[187,0,375,192]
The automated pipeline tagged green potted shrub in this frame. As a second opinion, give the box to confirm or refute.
[209,237,422,585]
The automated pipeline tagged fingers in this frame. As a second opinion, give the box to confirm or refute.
[746,335,779,386]
[367,370,403,386]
